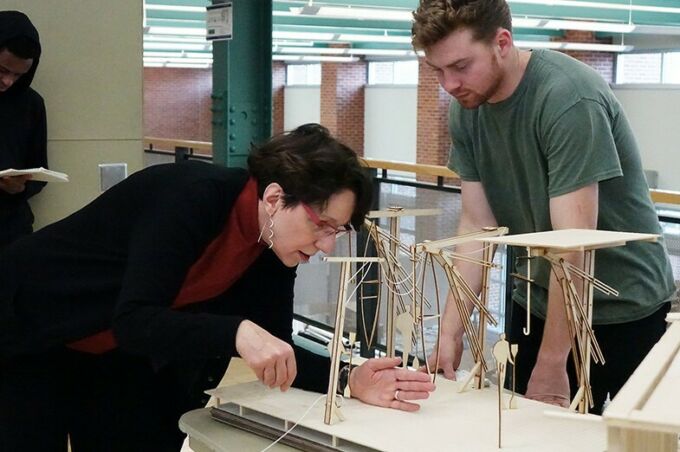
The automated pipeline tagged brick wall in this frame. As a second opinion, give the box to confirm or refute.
[143,67,212,142]
[553,30,615,83]
[320,62,367,155]
[272,61,286,135]
[416,59,453,179]
[320,63,339,134]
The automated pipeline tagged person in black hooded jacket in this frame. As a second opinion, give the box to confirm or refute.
[0,11,48,249]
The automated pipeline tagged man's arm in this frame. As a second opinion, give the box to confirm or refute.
[436,181,498,379]
[525,183,598,406]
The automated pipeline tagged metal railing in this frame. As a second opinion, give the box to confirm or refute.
[143,136,680,212]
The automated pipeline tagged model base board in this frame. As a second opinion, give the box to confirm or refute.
[207,377,605,452]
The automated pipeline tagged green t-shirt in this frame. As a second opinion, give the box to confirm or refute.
[448,49,675,324]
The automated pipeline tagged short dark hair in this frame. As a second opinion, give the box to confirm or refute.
[248,124,372,230]
[412,0,512,50]
[1,36,39,60]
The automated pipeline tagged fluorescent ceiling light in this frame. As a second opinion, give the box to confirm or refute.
[144,35,208,44]
[350,49,416,57]
[512,18,543,28]
[144,56,213,64]
[514,40,564,49]
[301,55,359,62]
[543,19,635,33]
[272,40,315,47]
[338,34,412,44]
[272,31,335,41]
[144,5,205,13]
[144,42,211,51]
[507,0,680,15]
[273,47,417,58]
[291,6,413,22]
[276,47,346,55]
[562,42,633,52]
[273,55,359,63]
[272,11,299,18]
[515,40,632,52]
[143,62,212,69]
[146,26,206,37]
[144,51,211,59]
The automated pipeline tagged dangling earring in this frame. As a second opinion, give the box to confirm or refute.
[257,213,275,249]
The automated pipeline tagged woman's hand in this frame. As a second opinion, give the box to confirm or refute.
[235,320,297,391]
[349,357,436,412]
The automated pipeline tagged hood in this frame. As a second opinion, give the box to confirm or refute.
[0,11,41,95]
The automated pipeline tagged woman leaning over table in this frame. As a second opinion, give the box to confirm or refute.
[0,124,435,451]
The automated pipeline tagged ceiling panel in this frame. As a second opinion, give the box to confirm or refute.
[143,0,680,67]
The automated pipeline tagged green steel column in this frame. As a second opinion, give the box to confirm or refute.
[211,0,272,168]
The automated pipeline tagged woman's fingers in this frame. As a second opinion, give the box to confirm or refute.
[389,399,423,412]
[263,366,276,387]
[235,320,297,390]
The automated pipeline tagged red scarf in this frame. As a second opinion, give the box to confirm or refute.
[68,177,264,354]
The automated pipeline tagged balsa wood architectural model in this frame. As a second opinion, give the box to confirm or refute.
[603,315,680,452]
[480,229,659,413]
[323,256,384,425]
[414,227,508,390]
[207,377,606,452]
[492,334,519,448]
[365,207,441,359]
[199,226,679,451]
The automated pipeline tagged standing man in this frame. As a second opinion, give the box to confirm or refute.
[0,11,47,249]
[412,0,675,414]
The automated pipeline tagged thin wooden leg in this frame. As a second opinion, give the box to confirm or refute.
[385,216,400,358]
[325,262,351,425]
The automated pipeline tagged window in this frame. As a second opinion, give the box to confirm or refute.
[616,53,662,84]
[368,60,418,85]
[662,52,680,84]
[286,64,321,85]
[616,51,680,85]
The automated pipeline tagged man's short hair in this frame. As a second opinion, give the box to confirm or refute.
[1,36,40,60]
[412,0,512,50]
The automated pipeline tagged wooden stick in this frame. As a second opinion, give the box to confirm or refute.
[416,226,508,252]
[458,361,482,393]
[498,363,503,448]
[325,261,351,424]
[524,247,532,336]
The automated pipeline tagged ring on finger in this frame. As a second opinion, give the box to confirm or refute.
[394,390,401,401]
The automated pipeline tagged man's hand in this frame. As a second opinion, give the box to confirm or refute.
[0,175,31,194]
[424,332,464,380]
[525,359,570,408]
[525,183,598,409]
[349,357,436,412]
[235,320,297,391]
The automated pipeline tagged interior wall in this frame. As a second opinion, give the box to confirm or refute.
[283,86,320,131]
[613,87,680,191]
[364,86,417,163]
[5,0,143,228]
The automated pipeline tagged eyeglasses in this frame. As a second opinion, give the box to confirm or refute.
[300,202,352,238]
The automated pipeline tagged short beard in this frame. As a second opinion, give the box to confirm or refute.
[457,54,503,109]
